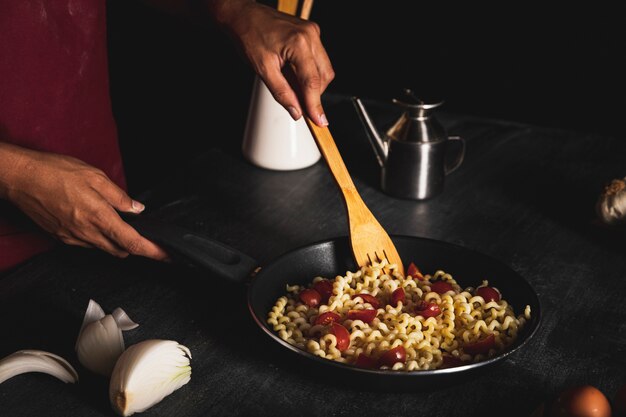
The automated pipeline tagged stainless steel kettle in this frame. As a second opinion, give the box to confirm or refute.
[352,90,465,200]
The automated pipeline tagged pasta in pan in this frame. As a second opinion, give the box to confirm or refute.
[267,260,531,371]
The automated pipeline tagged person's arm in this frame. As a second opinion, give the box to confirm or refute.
[140,0,335,126]
[0,141,168,260]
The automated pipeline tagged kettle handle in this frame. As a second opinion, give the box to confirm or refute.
[445,136,465,175]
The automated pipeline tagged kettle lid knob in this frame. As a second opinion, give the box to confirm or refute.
[392,89,444,117]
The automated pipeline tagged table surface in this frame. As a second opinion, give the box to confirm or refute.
[1,95,625,417]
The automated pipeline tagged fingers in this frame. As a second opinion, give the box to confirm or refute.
[62,207,168,261]
[59,232,130,258]
[261,45,330,126]
[105,213,170,261]
[276,23,334,126]
[312,42,335,94]
[288,50,328,127]
[81,176,168,261]
[92,174,145,214]
[301,21,335,93]
[259,58,303,121]
[288,21,334,126]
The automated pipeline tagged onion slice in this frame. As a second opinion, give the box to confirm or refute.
[112,308,139,331]
[0,350,78,384]
[110,339,192,416]
[75,299,139,376]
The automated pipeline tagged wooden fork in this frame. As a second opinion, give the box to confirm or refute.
[276,0,404,275]
[306,120,405,276]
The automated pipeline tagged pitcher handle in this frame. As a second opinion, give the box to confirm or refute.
[445,135,465,175]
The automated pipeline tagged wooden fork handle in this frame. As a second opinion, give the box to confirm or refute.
[305,117,383,253]
[305,118,364,206]
[305,117,405,275]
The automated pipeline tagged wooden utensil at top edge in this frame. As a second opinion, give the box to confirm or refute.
[277,0,298,15]
[305,118,405,276]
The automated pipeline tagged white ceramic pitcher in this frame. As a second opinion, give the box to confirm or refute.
[242,76,321,170]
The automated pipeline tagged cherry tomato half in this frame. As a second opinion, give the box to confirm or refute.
[347,309,377,323]
[415,301,441,318]
[441,355,467,369]
[313,279,333,303]
[378,346,406,367]
[355,353,377,369]
[330,322,351,352]
[406,262,424,280]
[299,289,321,307]
[429,281,454,294]
[353,293,380,309]
[463,334,495,355]
[315,311,341,326]
[390,288,405,306]
[476,286,501,302]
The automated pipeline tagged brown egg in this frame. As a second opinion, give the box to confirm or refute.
[615,383,626,417]
[550,385,611,417]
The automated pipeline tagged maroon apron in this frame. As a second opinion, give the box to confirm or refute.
[0,0,125,272]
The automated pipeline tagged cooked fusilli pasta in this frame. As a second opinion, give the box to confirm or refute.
[267,260,531,371]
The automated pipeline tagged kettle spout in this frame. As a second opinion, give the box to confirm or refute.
[352,97,388,167]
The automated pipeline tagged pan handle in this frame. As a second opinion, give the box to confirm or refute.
[122,213,257,284]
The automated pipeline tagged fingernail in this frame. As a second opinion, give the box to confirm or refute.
[287,106,301,120]
[319,113,329,126]
[132,200,145,213]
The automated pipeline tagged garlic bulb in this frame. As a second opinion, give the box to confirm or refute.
[596,177,626,225]
[75,299,139,376]
[109,340,192,416]
[0,350,78,384]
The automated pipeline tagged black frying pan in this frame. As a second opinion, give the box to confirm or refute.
[126,216,541,390]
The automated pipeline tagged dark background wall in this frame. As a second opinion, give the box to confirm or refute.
[106,1,624,194]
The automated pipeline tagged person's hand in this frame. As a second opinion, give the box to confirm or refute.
[0,144,168,260]
[211,0,335,126]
